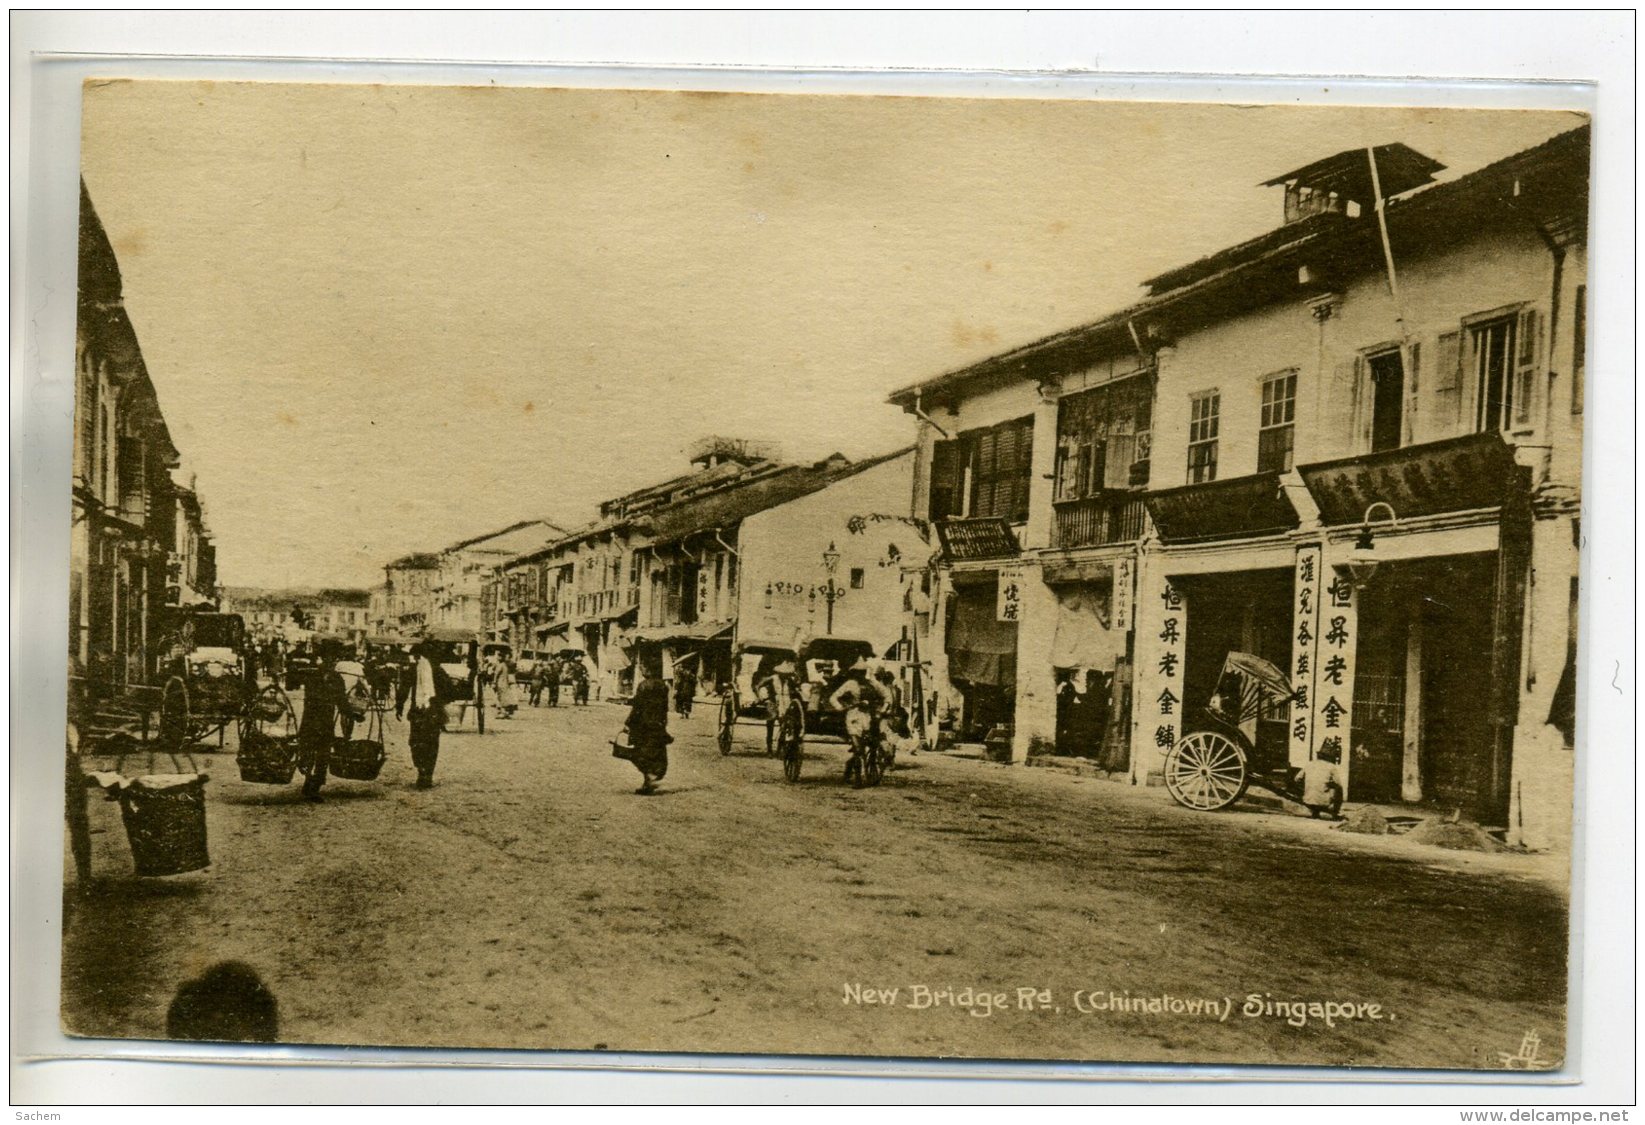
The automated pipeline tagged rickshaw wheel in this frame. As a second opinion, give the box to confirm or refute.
[157,675,191,750]
[1164,730,1249,811]
[779,701,804,782]
[717,693,736,756]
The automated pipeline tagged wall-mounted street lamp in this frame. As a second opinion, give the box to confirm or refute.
[1340,501,1398,589]
[819,540,845,635]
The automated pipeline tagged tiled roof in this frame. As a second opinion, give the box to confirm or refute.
[935,518,1020,562]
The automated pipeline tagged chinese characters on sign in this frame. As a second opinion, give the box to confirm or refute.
[1290,545,1323,766]
[1153,579,1185,754]
[697,569,711,617]
[1113,556,1134,633]
[997,565,1026,623]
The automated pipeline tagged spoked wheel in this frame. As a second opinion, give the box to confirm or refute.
[779,701,804,782]
[717,693,736,756]
[157,675,191,751]
[863,737,886,788]
[1164,730,1250,811]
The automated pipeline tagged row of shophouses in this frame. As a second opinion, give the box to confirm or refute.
[892,125,1588,851]
[371,125,1586,851]
[70,181,219,695]
[371,437,927,707]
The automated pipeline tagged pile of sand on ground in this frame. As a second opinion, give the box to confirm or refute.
[1405,816,1505,853]
[1335,806,1390,835]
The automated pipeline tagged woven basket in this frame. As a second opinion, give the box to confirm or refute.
[118,775,210,876]
[236,729,297,785]
[329,738,387,781]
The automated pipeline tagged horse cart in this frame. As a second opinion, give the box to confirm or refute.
[1163,651,1303,812]
[716,635,885,784]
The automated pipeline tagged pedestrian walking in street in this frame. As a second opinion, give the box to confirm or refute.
[622,664,671,795]
[396,639,448,790]
[529,659,546,707]
[493,657,518,719]
[544,657,561,707]
[296,641,350,803]
[569,659,589,706]
[673,662,697,718]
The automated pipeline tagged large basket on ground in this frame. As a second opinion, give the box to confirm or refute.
[236,684,299,784]
[118,774,210,876]
[328,707,387,781]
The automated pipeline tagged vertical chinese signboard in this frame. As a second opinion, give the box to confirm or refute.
[1152,579,1185,756]
[1316,563,1358,789]
[697,569,711,619]
[1112,555,1135,633]
[997,565,1025,623]
[1290,545,1323,767]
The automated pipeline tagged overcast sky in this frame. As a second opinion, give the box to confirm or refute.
[79,82,1580,589]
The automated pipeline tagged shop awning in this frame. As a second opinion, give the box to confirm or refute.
[945,585,1017,688]
[1144,472,1299,544]
[1050,585,1123,671]
[535,621,570,638]
[1297,431,1521,526]
[936,517,1020,563]
[630,620,734,645]
[1041,556,1113,586]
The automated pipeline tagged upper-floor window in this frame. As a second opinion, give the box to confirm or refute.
[928,415,1033,523]
[1187,391,1220,483]
[1470,308,1539,434]
[1053,373,1153,501]
[1257,370,1297,472]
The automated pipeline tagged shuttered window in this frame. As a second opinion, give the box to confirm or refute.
[942,416,1033,523]
[1432,331,1463,437]
[968,416,1033,522]
[928,438,961,520]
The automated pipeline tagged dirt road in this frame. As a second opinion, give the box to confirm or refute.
[63,695,1568,1070]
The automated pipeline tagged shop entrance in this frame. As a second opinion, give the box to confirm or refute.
[1176,568,1293,764]
[944,581,1018,741]
[1354,553,1501,818]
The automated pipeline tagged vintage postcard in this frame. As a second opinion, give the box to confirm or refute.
[64,79,1586,1071]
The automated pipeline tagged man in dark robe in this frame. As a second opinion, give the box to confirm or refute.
[297,643,348,802]
[624,665,671,795]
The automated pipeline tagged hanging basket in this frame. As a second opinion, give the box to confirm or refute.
[329,738,387,781]
[118,774,210,877]
[236,729,298,785]
[328,706,387,781]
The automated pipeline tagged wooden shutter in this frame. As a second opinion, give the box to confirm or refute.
[974,427,999,517]
[1327,357,1361,458]
[928,439,959,520]
[1403,341,1421,446]
[1014,418,1034,522]
[1512,307,1542,429]
[1430,331,1462,438]
[1105,433,1136,490]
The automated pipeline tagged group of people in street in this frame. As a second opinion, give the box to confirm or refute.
[520,654,591,709]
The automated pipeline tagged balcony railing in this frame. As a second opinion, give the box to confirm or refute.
[1052,494,1149,550]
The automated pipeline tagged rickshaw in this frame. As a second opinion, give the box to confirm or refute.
[153,612,260,750]
[716,635,884,784]
[1163,651,1301,812]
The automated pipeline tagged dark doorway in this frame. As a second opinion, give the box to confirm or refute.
[1368,349,1405,453]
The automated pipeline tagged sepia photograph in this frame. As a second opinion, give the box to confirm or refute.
[60,78,1588,1071]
